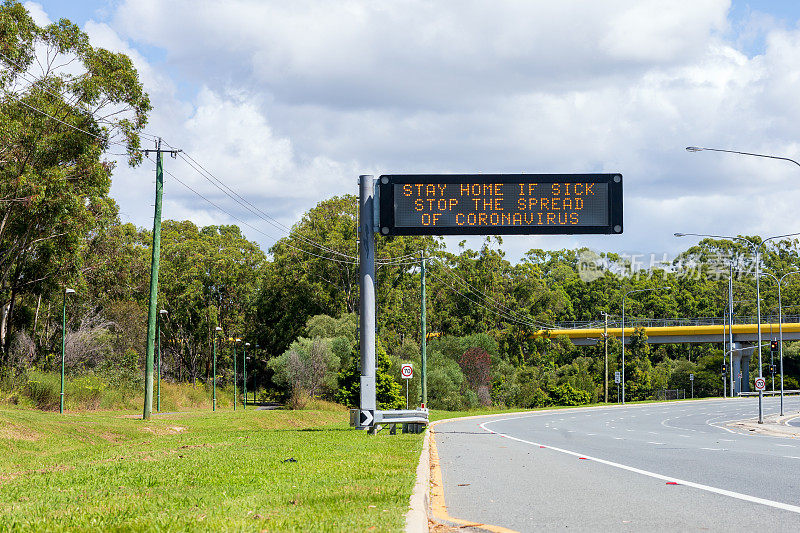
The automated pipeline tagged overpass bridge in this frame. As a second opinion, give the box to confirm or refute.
[534,315,800,346]
[533,315,800,394]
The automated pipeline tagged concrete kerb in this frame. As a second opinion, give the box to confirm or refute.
[405,426,431,533]
[730,412,800,437]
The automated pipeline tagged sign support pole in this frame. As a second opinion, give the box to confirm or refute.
[603,312,608,403]
[359,175,377,430]
[420,249,427,408]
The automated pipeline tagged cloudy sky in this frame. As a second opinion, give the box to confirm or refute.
[23,1,800,262]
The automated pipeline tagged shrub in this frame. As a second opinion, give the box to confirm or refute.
[25,372,61,410]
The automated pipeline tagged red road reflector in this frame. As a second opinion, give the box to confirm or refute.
[540,446,546,448]
[579,457,588,460]
[666,482,679,485]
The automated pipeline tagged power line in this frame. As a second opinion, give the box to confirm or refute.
[426,269,549,331]
[430,257,555,329]
[146,154,361,265]
[176,152,358,261]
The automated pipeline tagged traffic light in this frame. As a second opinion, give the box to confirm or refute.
[770,339,779,352]
[721,364,727,374]
[769,365,776,374]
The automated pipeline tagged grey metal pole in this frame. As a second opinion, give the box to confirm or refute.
[604,312,608,403]
[722,310,726,399]
[756,245,763,424]
[778,281,784,416]
[621,295,626,405]
[359,175,377,425]
[420,250,427,407]
[729,264,734,396]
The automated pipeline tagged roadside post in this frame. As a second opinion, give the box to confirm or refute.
[690,373,694,398]
[401,363,413,409]
[615,371,620,403]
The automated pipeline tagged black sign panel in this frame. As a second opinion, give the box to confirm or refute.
[378,174,623,236]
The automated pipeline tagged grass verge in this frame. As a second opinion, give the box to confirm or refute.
[0,407,422,532]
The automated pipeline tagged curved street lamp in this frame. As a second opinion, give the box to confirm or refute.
[234,338,242,411]
[243,342,250,409]
[674,231,800,423]
[622,286,671,404]
[158,309,168,412]
[61,287,76,414]
[686,146,800,168]
[213,326,223,411]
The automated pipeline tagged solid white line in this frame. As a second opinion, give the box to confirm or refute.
[479,417,800,515]
[647,441,665,445]
[700,447,722,451]
[783,456,800,459]
[776,444,794,448]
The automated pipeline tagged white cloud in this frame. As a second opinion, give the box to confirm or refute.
[23,1,50,25]
[37,0,800,260]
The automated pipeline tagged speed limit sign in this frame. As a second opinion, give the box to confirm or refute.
[401,363,413,379]
[754,377,766,391]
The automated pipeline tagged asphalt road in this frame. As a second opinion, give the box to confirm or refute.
[435,396,800,532]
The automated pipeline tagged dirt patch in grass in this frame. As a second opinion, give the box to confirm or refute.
[0,425,40,441]
[141,425,187,436]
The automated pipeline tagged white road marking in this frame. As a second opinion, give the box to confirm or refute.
[783,456,800,459]
[614,437,624,440]
[480,415,800,515]
[700,447,722,451]
[776,444,794,448]
[647,441,665,445]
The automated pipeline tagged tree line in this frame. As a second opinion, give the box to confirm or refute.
[2,2,799,410]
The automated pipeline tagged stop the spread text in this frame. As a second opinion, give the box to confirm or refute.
[394,181,608,228]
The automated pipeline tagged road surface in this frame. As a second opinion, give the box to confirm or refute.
[434,396,800,531]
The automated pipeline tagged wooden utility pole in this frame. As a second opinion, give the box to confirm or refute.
[142,138,181,421]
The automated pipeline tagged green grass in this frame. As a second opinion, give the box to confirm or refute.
[0,407,423,532]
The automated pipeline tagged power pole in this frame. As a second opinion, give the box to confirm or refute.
[142,138,181,421]
[420,249,427,408]
[603,312,608,403]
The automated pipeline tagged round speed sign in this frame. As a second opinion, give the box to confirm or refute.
[754,377,766,391]
[401,363,413,379]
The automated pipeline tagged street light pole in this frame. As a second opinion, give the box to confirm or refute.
[686,146,800,168]
[760,270,800,416]
[158,309,167,413]
[234,338,241,411]
[243,342,250,409]
[675,231,800,423]
[60,287,75,414]
[622,286,671,404]
[213,326,222,411]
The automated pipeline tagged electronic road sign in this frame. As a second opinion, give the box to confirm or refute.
[378,174,622,236]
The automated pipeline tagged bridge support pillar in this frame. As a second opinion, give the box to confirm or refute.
[731,343,753,395]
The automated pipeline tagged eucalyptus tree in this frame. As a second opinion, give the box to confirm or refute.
[0,1,150,359]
